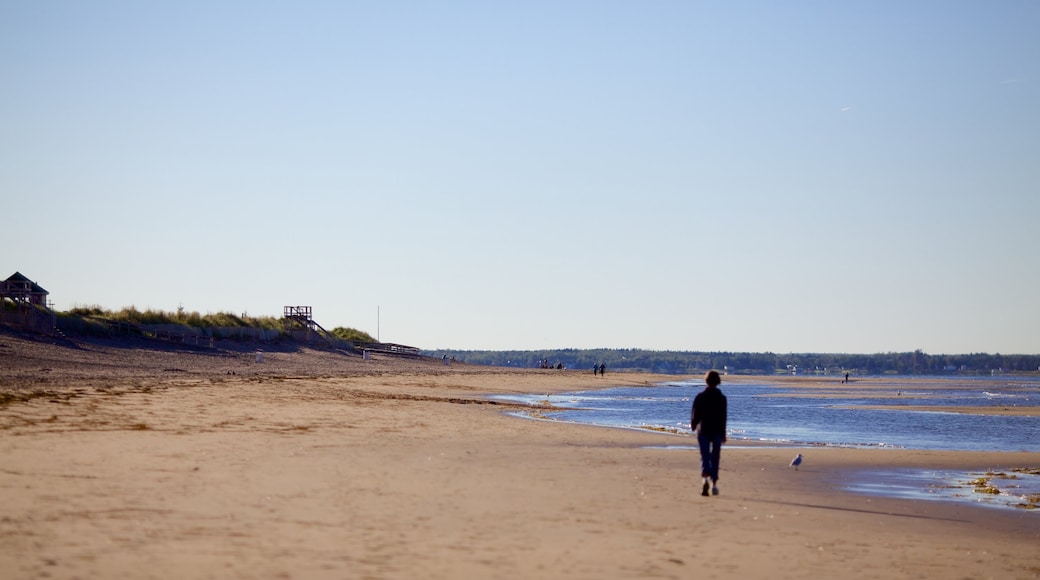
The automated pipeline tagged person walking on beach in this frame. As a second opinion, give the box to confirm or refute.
[691,370,727,497]
[598,363,605,376]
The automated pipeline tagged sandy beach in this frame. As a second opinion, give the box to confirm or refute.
[1,331,1039,579]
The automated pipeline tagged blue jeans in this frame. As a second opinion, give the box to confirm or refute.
[697,433,723,483]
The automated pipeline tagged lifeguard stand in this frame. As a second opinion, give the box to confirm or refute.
[283,306,339,344]
[283,305,315,332]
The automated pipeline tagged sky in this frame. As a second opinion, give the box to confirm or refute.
[2,1,1038,354]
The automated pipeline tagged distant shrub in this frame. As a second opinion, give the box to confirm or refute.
[207,312,245,328]
[55,312,115,337]
[184,311,204,327]
[59,306,282,332]
[330,327,376,343]
[68,304,108,317]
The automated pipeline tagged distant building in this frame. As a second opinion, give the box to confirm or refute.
[1,272,53,332]
[1,271,49,307]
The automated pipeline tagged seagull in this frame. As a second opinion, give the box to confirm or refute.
[790,453,803,470]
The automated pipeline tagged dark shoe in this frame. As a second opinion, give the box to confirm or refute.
[701,481,710,496]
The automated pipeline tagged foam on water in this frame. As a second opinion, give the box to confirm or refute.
[844,469,1040,513]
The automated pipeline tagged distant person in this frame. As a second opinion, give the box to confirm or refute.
[844,372,850,384]
[691,370,727,497]
[598,363,605,376]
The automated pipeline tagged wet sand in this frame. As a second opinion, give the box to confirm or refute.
[2,331,1039,579]
[835,404,1040,416]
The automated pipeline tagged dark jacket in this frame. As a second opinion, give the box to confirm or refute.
[691,387,727,437]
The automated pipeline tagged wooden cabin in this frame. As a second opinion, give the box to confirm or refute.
[1,272,53,332]
[1,271,49,307]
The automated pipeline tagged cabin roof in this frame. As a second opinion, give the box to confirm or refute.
[2,271,49,295]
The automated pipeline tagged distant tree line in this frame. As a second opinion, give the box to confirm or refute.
[420,348,1040,376]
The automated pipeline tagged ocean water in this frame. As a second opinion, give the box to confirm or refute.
[499,376,1040,452]
[496,376,1040,512]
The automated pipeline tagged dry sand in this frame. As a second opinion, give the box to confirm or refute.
[1,330,1039,579]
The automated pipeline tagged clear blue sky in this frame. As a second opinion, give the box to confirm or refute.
[2,1,1038,354]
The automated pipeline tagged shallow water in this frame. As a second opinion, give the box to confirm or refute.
[499,376,1040,452]
[845,469,1040,512]
[499,376,1040,513]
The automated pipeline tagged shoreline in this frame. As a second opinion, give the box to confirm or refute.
[2,332,1040,578]
[834,404,1040,416]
